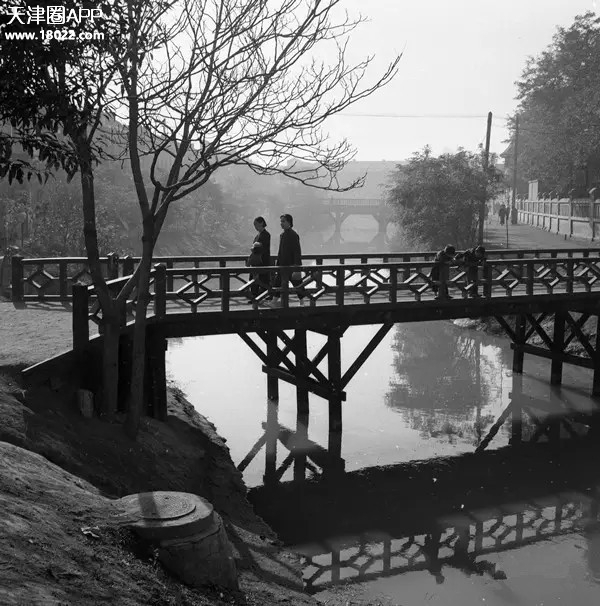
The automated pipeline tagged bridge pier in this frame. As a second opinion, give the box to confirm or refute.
[327,330,343,464]
[512,315,527,374]
[264,333,279,485]
[593,316,600,398]
[294,329,310,482]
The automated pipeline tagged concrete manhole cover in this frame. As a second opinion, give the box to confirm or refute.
[136,492,196,520]
[116,491,215,541]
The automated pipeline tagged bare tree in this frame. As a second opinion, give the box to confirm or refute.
[2,0,399,436]
[106,0,400,436]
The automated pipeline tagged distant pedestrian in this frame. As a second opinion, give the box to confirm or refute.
[246,242,270,305]
[455,245,486,297]
[430,244,456,299]
[510,205,518,225]
[484,205,490,223]
[270,214,306,306]
[498,204,507,226]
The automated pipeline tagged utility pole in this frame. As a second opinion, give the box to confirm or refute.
[507,114,519,247]
[478,111,493,245]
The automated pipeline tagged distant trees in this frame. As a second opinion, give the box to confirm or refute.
[512,12,600,192]
[387,148,491,250]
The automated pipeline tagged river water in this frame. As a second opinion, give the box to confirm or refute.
[167,319,600,606]
[166,219,600,605]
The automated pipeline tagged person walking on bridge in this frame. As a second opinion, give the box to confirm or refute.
[269,213,306,306]
[252,216,271,298]
[455,245,486,297]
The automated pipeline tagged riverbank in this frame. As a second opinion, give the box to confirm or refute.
[0,369,318,605]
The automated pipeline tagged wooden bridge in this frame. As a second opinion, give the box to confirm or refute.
[10,247,600,483]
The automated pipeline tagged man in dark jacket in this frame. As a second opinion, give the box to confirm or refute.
[430,245,456,299]
[270,214,305,306]
[455,245,486,297]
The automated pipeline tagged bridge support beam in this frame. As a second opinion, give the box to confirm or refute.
[294,329,309,482]
[327,329,343,469]
[264,332,279,485]
[512,315,527,374]
[593,315,600,398]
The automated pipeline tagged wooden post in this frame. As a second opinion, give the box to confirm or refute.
[293,329,309,482]
[166,258,174,292]
[122,255,135,277]
[153,264,167,319]
[593,315,600,398]
[591,188,598,240]
[335,266,344,306]
[525,260,534,295]
[281,268,290,308]
[513,315,526,373]
[107,252,119,280]
[220,270,230,312]
[483,262,492,298]
[264,331,279,485]
[72,283,90,353]
[389,265,397,304]
[150,332,168,422]
[565,259,574,294]
[72,283,90,390]
[59,261,68,300]
[551,311,566,385]
[315,257,323,290]
[11,254,24,302]
[327,330,343,473]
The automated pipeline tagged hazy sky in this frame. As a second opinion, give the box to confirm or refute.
[325,0,598,161]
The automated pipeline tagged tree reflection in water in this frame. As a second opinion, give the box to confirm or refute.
[385,322,508,447]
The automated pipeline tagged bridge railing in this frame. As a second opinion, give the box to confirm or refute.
[11,248,600,302]
[68,255,600,349]
[146,255,600,315]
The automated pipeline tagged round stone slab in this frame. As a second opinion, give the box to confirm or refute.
[117,491,215,541]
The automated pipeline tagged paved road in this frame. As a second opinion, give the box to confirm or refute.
[484,220,598,250]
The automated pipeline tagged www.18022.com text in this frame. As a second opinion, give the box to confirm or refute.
[3,28,105,42]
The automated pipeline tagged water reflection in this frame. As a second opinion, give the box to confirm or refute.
[297,489,600,595]
[386,323,507,448]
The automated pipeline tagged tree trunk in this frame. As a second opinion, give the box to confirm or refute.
[102,313,121,418]
[124,226,154,438]
[76,131,120,418]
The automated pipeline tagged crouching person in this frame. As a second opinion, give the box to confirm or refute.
[455,245,486,297]
[430,245,456,299]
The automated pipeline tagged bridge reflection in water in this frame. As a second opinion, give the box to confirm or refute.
[245,364,600,596]
[240,369,600,486]
[297,489,600,593]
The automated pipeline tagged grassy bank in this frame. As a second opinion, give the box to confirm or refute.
[0,370,318,605]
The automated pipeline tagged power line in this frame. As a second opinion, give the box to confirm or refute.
[337,113,500,119]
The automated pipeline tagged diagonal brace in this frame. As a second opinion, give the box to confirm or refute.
[341,323,393,389]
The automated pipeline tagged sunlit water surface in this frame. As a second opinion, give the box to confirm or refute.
[167,300,600,605]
